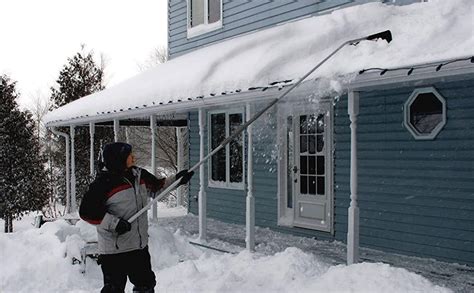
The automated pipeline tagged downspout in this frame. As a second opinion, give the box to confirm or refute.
[70,125,76,213]
[89,122,95,177]
[51,127,71,214]
[150,115,158,221]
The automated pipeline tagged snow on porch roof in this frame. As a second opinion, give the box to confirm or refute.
[44,0,473,126]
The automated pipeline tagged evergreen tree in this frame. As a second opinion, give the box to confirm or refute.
[0,75,49,232]
[49,47,113,210]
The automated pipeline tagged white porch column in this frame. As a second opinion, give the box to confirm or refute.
[70,125,77,213]
[347,91,360,265]
[89,122,95,177]
[176,127,183,206]
[125,127,130,144]
[198,109,207,241]
[150,115,158,220]
[113,119,120,142]
[246,103,255,251]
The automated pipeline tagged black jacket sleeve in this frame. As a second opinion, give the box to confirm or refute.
[140,168,168,193]
[79,176,119,230]
[79,179,107,225]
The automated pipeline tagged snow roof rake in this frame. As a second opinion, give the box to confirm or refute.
[127,30,392,224]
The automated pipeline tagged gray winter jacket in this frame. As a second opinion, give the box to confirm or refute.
[80,167,172,254]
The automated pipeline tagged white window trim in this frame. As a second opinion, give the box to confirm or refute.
[404,86,447,140]
[187,0,223,39]
[208,108,245,190]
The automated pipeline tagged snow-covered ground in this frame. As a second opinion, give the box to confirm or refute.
[1,205,472,293]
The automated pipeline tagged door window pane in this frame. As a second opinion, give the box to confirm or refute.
[208,0,221,23]
[300,136,308,153]
[317,156,325,175]
[308,135,315,154]
[317,114,324,134]
[300,176,308,194]
[317,177,325,195]
[300,156,308,174]
[308,115,316,134]
[300,115,307,134]
[309,156,316,174]
[309,176,316,195]
[317,135,324,152]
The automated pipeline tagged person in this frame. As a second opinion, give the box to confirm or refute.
[79,142,193,293]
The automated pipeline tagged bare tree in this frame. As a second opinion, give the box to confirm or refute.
[137,46,168,72]
[29,90,51,141]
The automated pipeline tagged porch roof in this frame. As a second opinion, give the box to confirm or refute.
[44,0,473,127]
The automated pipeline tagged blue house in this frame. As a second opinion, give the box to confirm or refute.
[45,0,474,266]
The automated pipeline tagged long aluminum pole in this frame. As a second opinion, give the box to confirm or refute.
[127,31,392,223]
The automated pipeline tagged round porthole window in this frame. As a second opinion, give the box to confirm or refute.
[404,87,446,140]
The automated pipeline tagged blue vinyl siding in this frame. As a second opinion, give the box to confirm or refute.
[333,78,474,266]
[169,0,353,58]
[168,0,419,58]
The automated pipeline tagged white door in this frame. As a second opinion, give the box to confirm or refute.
[292,105,333,232]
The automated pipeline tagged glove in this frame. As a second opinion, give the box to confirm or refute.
[115,218,131,235]
[176,169,194,186]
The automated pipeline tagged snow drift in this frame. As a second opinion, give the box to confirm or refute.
[0,216,451,293]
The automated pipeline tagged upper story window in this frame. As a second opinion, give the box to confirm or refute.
[188,0,222,38]
[404,87,446,140]
[208,109,244,189]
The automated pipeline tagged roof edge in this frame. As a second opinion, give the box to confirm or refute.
[348,56,474,91]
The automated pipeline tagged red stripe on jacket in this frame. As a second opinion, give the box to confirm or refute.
[106,184,132,198]
[81,216,102,225]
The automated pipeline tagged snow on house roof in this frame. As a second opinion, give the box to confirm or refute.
[44,0,473,126]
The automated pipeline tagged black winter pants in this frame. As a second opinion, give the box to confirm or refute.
[99,246,156,293]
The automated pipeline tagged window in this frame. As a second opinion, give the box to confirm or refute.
[188,0,222,38]
[404,87,446,140]
[209,110,244,189]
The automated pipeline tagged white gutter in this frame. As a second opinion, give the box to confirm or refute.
[51,127,71,213]
[44,85,291,127]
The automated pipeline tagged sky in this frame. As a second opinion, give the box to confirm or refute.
[0,0,168,110]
